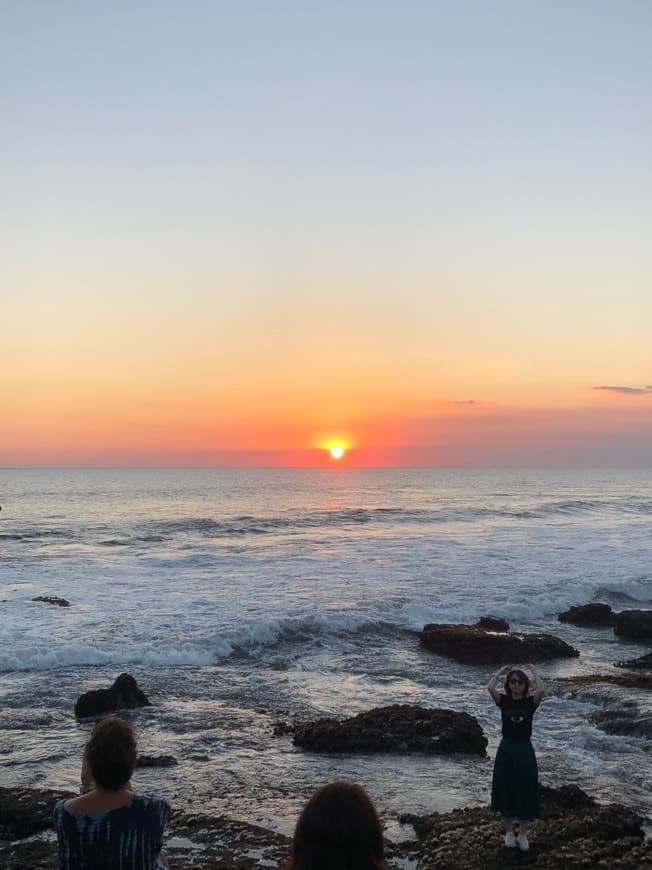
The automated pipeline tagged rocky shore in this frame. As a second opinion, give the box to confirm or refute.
[2,783,650,869]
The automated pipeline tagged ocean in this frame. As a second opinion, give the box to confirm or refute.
[1,467,651,834]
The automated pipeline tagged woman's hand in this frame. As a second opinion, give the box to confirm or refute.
[488,665,510,703]
[527,663,544,705]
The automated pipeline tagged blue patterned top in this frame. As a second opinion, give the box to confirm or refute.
[53,794,169,870]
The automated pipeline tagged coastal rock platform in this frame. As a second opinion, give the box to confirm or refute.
[405,784,652,869]
[2,784,650,869]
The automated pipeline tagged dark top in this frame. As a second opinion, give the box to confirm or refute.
[499,694,536,741]
[53,793,169,870]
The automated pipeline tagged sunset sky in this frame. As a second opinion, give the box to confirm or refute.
[2,2,651,466]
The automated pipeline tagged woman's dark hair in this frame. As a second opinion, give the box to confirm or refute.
[504,669,530,697]
[285,780,386,870]
[85,716,137,790]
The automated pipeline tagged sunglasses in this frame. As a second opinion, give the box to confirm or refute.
[508,678,524,685]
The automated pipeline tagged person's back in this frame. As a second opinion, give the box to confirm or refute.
[53,716,169,870]
[54,793,169,870]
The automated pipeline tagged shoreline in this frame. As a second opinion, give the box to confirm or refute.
[2,782,651,869]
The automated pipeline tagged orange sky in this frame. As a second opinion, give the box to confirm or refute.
[2,4,651,467]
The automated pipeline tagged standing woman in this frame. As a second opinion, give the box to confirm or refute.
[488,663,544,852]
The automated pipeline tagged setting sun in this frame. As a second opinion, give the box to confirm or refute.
[330,445,345,460]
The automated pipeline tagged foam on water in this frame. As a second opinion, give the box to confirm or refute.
[1,468,651,820]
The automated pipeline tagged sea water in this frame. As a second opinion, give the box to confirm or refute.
[1,468,651,832]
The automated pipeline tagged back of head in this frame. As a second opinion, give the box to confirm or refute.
[85,716,137,790]
[288,781,385,870]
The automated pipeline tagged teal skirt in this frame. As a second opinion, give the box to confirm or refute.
[491,738,540,820]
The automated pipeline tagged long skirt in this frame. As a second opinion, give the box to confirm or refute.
[491,738,540,820]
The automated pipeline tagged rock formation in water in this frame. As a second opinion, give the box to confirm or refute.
[74,673,151,718]
[558,602,614,626]
[420,624,579,664]
[613,609,652,642]
[292,704,488,755]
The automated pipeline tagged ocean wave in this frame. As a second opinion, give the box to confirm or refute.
[0,528,72,542]
[2,498,650,550]
[147,499,652,538]
[0,613,409,673]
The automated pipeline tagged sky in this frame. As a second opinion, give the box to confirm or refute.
[2,1,651,466]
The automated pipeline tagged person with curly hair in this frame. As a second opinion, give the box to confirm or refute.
[54,716,169,869]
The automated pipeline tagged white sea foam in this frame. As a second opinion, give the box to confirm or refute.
[1,468,651,818]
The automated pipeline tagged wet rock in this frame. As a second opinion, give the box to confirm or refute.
[74,673,151,718]
[556,673,652,689]
[589,708,652,738]
[136,754,178,768]
[2,784,650,870]
[616,652,652,670]
[0,786,74,840]
[408,784,651,870]
[32,596,70,607]
[293,704,488,755]
[476,616,510,631]
[420,624,579,664]
[613,610,652,642]
[558,602,613,626]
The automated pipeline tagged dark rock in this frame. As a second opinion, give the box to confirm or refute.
[74,673,151,718]
[616,652,652,670]
[557,673,652,689]
[293,704,487,756]
[589,708,652,738]
[420,624,579,664]
[0,786,74,840]
[135,754,178,768]
[3,784,651,870]
[408,784,651,870]
[558,602,613,626]
[538,783,597,814]
[613,610,652,642]
[476,616,509,631]
[32,596,70,607]
[272,720,295,736]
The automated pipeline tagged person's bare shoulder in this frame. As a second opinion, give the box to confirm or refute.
[63,793,93,814]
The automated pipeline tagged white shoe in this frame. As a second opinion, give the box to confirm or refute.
[518,833,529,851]
[504,831,516,848]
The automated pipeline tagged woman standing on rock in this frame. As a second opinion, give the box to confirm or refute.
[488,663,544,852]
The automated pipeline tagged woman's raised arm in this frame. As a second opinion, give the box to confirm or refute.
[488,665,510,704]
[527,663,544,707]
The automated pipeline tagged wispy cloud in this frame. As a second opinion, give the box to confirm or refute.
[422,399,490,408]
[591,385,652,396]
[451,399,484,405]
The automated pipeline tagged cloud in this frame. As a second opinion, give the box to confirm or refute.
[422,399,489,408]
[451,399,484,405]
[590,385,652,396]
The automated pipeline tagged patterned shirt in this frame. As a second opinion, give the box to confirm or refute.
[53,794,169,870]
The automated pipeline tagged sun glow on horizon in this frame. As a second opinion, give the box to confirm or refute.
[330,444,345,460]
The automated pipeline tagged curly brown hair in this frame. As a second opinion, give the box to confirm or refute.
[85,716,137,790]
[284,781,386,870]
